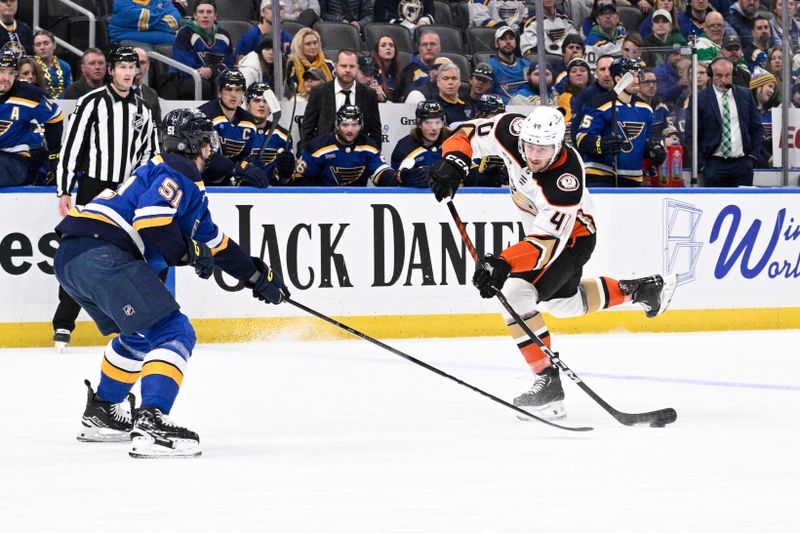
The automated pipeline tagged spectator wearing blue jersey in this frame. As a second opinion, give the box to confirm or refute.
[236,0,292,63]
[173,0,235,100]
[0,49,63,187]
[32,30,72,99]
[395,29,440,100]
[677,0,712,39]
[487,27,532,103]
[54,108,289,458]
[108,0,182,51]
[0,0,32,56]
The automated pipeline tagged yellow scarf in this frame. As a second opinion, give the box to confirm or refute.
[292,53,333,95]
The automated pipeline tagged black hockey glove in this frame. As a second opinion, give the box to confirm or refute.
[182,237,214,279]
[234,161,270,188]
[597,135,625,156]
[272,150,295,185]
[246,257,290,305]
[472,254,512,299]
[646,138,667,167]
[398,167,430,188]
[428,151,470,202]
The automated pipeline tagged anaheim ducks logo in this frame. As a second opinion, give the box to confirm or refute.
[331,166,365,185]
[252,147,277,165]
[617,121,646,153]
[0,120,12,136]
[221,138,246,158]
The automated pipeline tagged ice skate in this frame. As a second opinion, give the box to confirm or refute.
[620,274,678,318]
[77,380,135,442]
[129,407,201,459]
[53,329,71,352]
[513,365,566,421]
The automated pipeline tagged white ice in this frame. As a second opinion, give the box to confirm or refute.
[0,329,797,532]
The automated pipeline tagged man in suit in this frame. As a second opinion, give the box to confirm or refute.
[686,57,763,187]
[299,48,382,152]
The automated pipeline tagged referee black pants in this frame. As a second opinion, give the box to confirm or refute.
[52,177,119,333]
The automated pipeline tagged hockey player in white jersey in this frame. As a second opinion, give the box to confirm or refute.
[428,107,677,419]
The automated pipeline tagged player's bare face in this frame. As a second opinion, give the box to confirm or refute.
[0,66,16,95]
[220,86,244,110]
[337,120,361,144]
[248,97,269,121]
[33,36,55,60]
[523,142,555,173]
[110,62,137,92]
[194,5,217,32]
[420,118,443,144]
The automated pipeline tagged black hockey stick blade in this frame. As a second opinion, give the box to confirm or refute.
[285,297,593,433]
[446,200,678,428]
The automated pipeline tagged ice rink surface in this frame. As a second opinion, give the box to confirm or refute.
[0,329,797,532]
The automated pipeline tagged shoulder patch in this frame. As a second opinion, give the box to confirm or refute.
[509,116,523,136]
[557,174,580,192]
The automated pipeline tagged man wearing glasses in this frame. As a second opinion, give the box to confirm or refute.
[696,11,727,62]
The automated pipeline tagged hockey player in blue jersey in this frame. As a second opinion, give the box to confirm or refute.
[575,57,666,187]
[291,105,396,187]
[391,100,448,188]
[244,81,295,185]
[0,49,63,187]
[53,108,289,458]
[198,68,269,188]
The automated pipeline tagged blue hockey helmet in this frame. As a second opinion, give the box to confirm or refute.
[475,94,505,118]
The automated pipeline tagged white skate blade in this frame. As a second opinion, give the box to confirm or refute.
[55,341,67,353]
[516,400,566,422]
[77,424,131,443]
[654,274,678,316]
[129,435,202,459]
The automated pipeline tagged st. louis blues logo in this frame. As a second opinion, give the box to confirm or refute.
[221,138,246,158]
[331,166,365,185]
[616,121,645,153]
[0,120,12,136]
[251,147,278,165]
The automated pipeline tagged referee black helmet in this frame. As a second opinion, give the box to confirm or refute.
[162,109,220,156]
[107,46,140,69]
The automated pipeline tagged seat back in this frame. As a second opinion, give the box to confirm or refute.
[440,51,471,82]
[364,23,415,54]
[217,20,256,50]
[433,1,454,26]
[617,6,645,33]
[466,27,497,54]
[314,21,362,52]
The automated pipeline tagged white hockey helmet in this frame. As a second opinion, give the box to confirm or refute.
[518,106,566,170]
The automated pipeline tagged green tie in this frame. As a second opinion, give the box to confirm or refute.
[721,91,731,158]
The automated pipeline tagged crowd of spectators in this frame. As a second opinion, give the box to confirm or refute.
[4,0,800,189]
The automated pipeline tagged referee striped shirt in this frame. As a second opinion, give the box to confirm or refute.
[57,84,159,196]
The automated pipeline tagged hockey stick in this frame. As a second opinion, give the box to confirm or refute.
[610,71,635,188]
[446,200,677,427]
[285,297,593,433]
[255,87,282,163]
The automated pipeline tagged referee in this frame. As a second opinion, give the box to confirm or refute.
[53,46,159,351]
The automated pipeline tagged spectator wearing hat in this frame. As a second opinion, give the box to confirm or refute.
[0,0,33,56]
[556,57,591,123]
[638,0,681,39]
[750,68,778,165]
[719,34,752,87]
[677,0,714,39]
[686,56,763,187]
[395,29,441,101]
[433,61,471,124]
[642,9,687,66]
[405,56,453,104]
[300,48,382,151]
[463,62,495,115]
[357,56,388,102]
[298,68,327,101]
[520,0,579,57]
[239,33,282,89]
[695,11,727,62]
[487,27,533,103]
[108,0,182,51]
[370,34,402,102]
[469,0,530,31]
[237,0,292,62]
[583,1,628,59]
[551,34,585,94]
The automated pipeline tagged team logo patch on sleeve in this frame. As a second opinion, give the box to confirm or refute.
[509,117,523,135]
[557,174,580,192]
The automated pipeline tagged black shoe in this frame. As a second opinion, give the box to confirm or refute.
[513,364,566,420]
[77,380,135,442]
[620,274,678,318]
[53,328,71,352]
[129,407,201,458]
